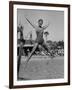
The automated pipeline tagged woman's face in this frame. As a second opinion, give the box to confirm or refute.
[38,19,43,26]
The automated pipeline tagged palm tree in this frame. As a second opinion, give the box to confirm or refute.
[44,31,49,42]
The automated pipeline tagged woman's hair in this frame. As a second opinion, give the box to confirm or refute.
[38,19,43,24]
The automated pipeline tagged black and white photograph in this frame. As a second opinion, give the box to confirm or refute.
[17,9,64,80]
[9,1,70,88]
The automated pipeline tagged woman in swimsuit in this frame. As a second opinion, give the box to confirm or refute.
[24,17,50,68]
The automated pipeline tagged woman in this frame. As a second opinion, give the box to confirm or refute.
[24,17,51,68]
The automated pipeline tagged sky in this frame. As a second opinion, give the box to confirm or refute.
[17,9,64,41]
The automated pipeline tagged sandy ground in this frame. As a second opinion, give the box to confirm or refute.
[18,56,64,80]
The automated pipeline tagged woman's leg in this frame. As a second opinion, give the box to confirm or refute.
[42,42,55,58]
[42,42,50,53]
[38,44,47,55]
[24,43,38,69]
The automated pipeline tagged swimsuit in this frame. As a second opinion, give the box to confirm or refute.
[35,30,44,44]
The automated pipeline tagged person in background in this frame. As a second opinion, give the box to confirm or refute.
[17,24,25,79]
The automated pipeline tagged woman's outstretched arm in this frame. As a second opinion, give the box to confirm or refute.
[25,17,37,29]
[43,22,50,30]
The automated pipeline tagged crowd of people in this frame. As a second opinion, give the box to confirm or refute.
[17,39,64,57]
